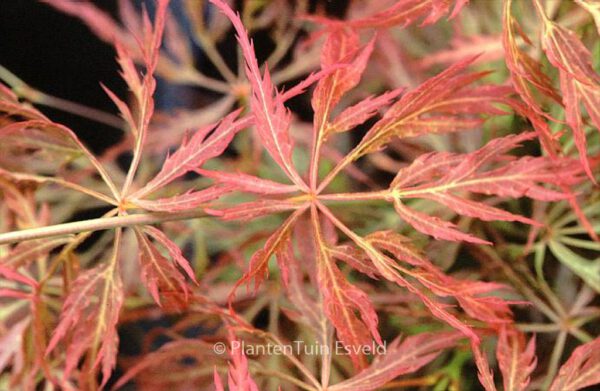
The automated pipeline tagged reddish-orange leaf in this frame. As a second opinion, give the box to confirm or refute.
[503,0,562,116]
[329,243,380,279]
[329,332,462,391]
[211,0,307,190]
[535,1,600,179]
[473,340,497,391]
[223,335,260,391]
[305,0,468,30]
[394,199,491,244]
[0,83,48,121]
[41,0,124,45]
[311,207,381,369]
[45,264,123,386]
[197,169,299,195]
[144,226,197,284]
[390,133,583,244]
[312,29,374,136]
[497,328,537,391]
[0,120,96,168]
[420,34,504,68]
[212,199,306,221]
[549,336,600,391]
[230,208,306,295]
[134,185,234,212]
[349,57,507,160]
[134,110,249,197]
[134,228,191,306]
[329,88,404,134]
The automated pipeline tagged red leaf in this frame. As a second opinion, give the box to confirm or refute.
[312,29,375,134]
[134,110,249,197]
[197,169,299,195]
[347,57,506,160]
[41,0,123,45]
[231,208,305,295]
[329,332,462,391]
[420,34,504,68]
[311,208,381,369]
[330,88,404,134]
[549,336,600,391]
[422,193,540,226]
[134,185,234,212]
[211,0,307,190]
[535,2,600,179]
[390,133,583,243]
[0,120,97,166]
[144,226,197,284]
[329,244,381,279]
[214,367,225,391]
[46,264,123,386]
[497,328,537,391]
[134,228,191,306]
[503,0,562,116]
[0,265,38,288]
[473,340,497,391]
[212,199,306,221]
[226,336,260,391]
[307,0,468,30]
[393,199,491,244]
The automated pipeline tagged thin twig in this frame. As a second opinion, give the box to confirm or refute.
[0,209,209,245]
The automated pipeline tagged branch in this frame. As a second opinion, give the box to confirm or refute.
[0,209,209,245]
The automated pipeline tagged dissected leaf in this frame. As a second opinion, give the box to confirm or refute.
[197,169,299,195]
[496,328,537,391]
[211,0,307,190]
[45,263,123,386]
[549,337,600,391]
[134,185,234,212]
[535,1,600,179]
[347,58,508,161]
[231,207,305,295]
[306,0,469,30]
[312,29,375,140]
[134,110,249,197]
[329,332,462,391]
[311,207,381,369]
[390,133,583,243]
[134,228,191,306]
[223,335,260,391]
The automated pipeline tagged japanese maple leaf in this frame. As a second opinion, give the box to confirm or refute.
[46,263,123,387]
[209,0,583,376]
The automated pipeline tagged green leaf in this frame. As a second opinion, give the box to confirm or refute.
[548,240,600,293]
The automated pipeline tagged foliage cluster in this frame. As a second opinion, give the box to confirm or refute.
[1,0,600,390]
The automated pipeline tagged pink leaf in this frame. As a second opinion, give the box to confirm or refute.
[329,332,462,391]
[46,264,123,386]
[549,337,600,391]
[144,226,197,284]
[134,185,234,212]
[497,328,537,391]
[212,200,305,221]
[393,199,491,245]
[197,169,299,195]
[135,110,249,197]
[210,0,307,190]
[134,228,191,306]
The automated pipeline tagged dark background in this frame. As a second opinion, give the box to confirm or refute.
[0,0,348,154]
[0,0,125,152]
